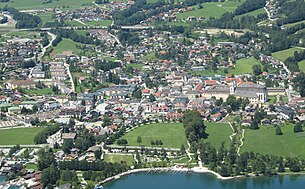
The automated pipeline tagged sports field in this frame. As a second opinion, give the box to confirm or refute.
[0,127,44,145]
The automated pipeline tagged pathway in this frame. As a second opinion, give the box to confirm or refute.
[236,129,245,156]
[74,18,87,26]
[185,141,192,163]
[64,63,75,93]
[39,32,56,61]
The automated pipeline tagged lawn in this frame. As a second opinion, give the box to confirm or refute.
[229,57,262,75]
[23,88,54,96]
[177,1,243,19]
[25,163,38,170]
[0,0,93,10]
[126,63,145,70]
[204,122,232,149]
[192,57,261,76]
[271,47,303,62]
[53,38,82,54]
[103,154,135,166]
[85,20,112,27]
[119,123,188,148]
[241,124,305,158]
[0,127,44,145]
[64,20,85,27]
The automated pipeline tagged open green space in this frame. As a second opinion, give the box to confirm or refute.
[37,13,55,26]
[241,124,305,158]
[204,122,232,149]
[64,20,85,27]
[271,47,303,62]
[0,0,93,10]
[284,20,305,28]
[85,20,112,27]
[126,63,145,71]
[53,38,83,54]
[4,31,40,39]
[235,8,266,19]
[25,163,38,170]
[177,1,243,20]
[298,60,305,72]
[118,123,188,148]
[23,88,54,96]
[192,57,261,76]
[103,154,134,166]
[0,127,44,145]
[229,57,262,75]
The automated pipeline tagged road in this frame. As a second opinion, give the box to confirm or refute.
[0,144,48,148]
[0,25,151,32]
[107,145,180,152]
[64,63,75,93]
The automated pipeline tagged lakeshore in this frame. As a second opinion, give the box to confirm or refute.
[98,166,241,187]
[101,172,305,189]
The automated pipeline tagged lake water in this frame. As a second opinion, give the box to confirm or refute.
[102,172,305,189]
[0,175,20,189]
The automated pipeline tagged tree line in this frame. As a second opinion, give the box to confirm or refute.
[50,28,102,46]
[2,7,41,28]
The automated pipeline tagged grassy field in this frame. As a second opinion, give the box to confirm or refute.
[0,127,44,145]
[118,123,188,148]
[53,38,83,54]
[0,0,93,10]
[204,122,232,149]
[241,124,305,158]
[192,57,261,76]
[64,20,85,27]
[37,13,55,26]
[104,154,134,166]
[177,1,243,19]
[235,8,266,19]
[284,20,305,28]
[271,47,303,62]
[229,57,262,75]
[23,88,54,96]
[85,20,112,27]
[4,31,40,39]
[25,163,38,170]
[298,60,305,72]
[126,63,145,70]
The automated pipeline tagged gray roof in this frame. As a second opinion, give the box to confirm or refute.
[204,85,230,93]
[235,83,266,98]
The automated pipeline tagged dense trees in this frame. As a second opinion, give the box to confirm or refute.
[234,0,265,16]
[183,110,207,147]
[41,164,59,187]
[292,72,305,97]
[34,124,61,144]
[59,160,129,176]
[277,0,305,25]
[294,122,303,133]
[50,29,101,46]
[52,35,62,47]
[94,59,121,72]
[3,7,41,28]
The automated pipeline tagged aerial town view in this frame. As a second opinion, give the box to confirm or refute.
[0,0,305,188]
